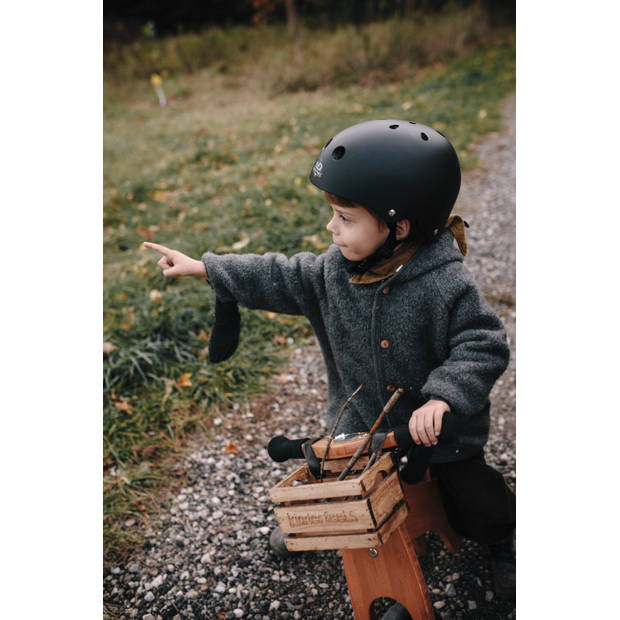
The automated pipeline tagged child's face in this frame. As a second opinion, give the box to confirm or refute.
[326,203,389,262]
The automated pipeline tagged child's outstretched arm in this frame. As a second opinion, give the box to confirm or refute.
[143,242,207,279]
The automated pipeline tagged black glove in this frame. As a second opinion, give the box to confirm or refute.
[208,298,241,363]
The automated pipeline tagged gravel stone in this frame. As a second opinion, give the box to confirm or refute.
[103,96,516,620]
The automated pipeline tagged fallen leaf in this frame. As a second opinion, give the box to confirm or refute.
[149,290,163,302]
[197,330,209,341]
[113,397,134,414]
[198,346,210,361]
[103,341,117,355]
[266,312,277,319]
[303,233,329,249]
[177,373,192,387]
[232,234,250,250]
[224,440,240,455]
[275,335,287,345]
[136,226,154,238]
[142,445,158,458]
[151,190,168,202]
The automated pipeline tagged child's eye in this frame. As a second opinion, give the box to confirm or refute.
[339,215,350,223]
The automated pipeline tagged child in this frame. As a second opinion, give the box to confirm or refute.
[144,119,516,606]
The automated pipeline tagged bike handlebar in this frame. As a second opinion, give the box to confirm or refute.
[267,418,456,463]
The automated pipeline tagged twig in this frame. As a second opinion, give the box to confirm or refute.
[360,437,383,475]
[336,388,404,481]
[320,384,363,480]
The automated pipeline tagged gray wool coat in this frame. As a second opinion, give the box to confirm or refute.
[202,230,509,463]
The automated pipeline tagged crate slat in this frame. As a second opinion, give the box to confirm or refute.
[269,452,395,503]
[367,471,404,526]
[275,497,375,533]
[283,502,409,551]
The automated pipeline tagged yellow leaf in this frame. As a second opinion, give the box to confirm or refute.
[150,73,162,87]
[478,109,487,119]
[177,373,192,387]
[232,234,250,250]
[401,101,413,110]
[149,290,163,302]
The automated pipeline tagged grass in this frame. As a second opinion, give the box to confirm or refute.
[103,32,515,562]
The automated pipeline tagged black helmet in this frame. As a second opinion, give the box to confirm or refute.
[310,119,461,239]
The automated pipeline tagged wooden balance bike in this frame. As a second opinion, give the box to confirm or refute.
[267,389,462,620]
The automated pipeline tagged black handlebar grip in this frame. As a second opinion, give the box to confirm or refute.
[267,436,309,462]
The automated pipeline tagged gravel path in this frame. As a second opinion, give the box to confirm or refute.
[104,96,516,620]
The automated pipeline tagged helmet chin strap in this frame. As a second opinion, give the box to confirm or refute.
[343,222,399,274]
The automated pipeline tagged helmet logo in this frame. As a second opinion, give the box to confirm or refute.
[312,159,323,178]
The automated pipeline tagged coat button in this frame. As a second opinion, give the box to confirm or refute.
[380,339,390,349]
[386,384,396,392]
[382,286,390,294]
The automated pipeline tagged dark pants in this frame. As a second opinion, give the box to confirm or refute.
[429,450,515,545]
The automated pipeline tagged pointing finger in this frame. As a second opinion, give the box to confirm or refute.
[143,241,171,256]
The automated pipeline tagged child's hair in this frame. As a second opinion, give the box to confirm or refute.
[324,191,359,208]
[324,191,386,227]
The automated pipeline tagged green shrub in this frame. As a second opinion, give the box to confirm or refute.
[104,4,512,92]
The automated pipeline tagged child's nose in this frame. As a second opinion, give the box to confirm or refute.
[326,216,336,234]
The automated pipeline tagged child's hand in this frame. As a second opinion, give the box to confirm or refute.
[143,242,207,278]
[408,399,450,447]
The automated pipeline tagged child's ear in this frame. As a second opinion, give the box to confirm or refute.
[395,219,411,240]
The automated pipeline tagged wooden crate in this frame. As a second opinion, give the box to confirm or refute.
[269,452,408,551]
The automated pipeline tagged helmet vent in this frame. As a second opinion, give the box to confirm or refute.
[389,124,399,129]
[332,146,346,160]
[421,132,429,141]
[409,121,417,124]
